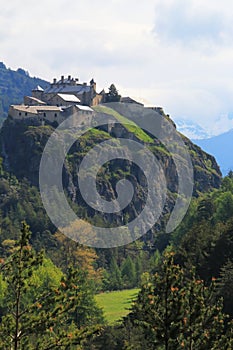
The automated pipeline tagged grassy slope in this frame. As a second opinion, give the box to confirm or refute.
[93,105,153,143]
[95,288,140,324]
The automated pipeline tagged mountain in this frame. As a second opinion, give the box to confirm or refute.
[0,61,223,249]
[193,129,233,176]
[175,118,212,140]
[0,103,222,250]
[0,62,48,121]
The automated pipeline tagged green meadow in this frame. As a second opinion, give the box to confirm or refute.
[95,289,140,325]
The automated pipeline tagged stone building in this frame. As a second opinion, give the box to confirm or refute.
[8,74,160,127]
[9,105,67,124]
[8,104,93,126]
[8,75,99,126]
[31,75,105,107]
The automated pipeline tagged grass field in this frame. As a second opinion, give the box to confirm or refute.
[93,105,154,143]
[95,288,140,324]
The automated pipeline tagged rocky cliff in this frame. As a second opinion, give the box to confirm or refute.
[0,104,221,241]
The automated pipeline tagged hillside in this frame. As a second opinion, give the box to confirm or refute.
[0,62,48,121]
[0,78,232,347]
[193,129,233,176]
[0,103,221,250]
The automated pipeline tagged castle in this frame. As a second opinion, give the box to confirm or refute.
[8,75,106,125]
[8,74,163,126]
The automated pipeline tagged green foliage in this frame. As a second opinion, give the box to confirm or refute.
[24,257,63,303]
[0,222,103,349]
[0,63,48,119]
[0,175,54,247]
[86,253,233,349]
[107,258,123,291]
[214,191,233,222]
[125,252,232,350]
[148,249,161,273]
[121,257,137,289]
[206,219,233,279]
[0,103,222,272]
[217,260,233,317]
[105,84,121,102]
[172,173,233,292]
[93,105,154,142]
[0,273,6,307]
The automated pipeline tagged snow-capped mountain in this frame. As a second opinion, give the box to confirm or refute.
[174,119,212,140]
[174,118,233,176]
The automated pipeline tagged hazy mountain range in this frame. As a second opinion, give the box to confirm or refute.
[192,129,233,176]
[173,119,233,176]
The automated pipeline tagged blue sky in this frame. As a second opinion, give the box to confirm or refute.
[1,0,233,135]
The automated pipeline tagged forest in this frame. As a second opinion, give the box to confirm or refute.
[0,101,232,348]
[0,62,48,122]
[0,171,233,348]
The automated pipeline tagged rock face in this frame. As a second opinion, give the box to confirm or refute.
[0,106,222,236]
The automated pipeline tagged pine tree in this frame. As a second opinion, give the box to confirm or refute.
[126,252,232,350]
[108,257,122,290]
[121,257,137,289]
[0,222,102,349]
[217,259,233,317]
[135,256,143,285]
[105,84,121,102]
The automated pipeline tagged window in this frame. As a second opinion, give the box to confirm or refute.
[25,112,27,116]
[43,113,46,117]
[19,112,21,116]
[54,113,57,117]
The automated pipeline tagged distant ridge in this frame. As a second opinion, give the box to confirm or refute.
[193,128,233,176]
[0,62,48,121]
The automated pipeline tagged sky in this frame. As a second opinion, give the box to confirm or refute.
[1,0,233,135]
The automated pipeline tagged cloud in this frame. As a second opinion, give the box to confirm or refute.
[153,0,233,49]
[0,0,157,88]
[2,0,233,136]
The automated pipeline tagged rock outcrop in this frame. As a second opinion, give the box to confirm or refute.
[0,105,221,238]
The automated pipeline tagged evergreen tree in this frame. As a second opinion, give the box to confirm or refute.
[105,84,121,102]
[0,222,102,349]
[126,252,232,350]
[135,256,143,285]
[121,257,137,289]
[108,257,122,290]
[217,260,233,317]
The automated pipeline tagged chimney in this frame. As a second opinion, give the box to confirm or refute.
[61,75,64,83]
[90,78,96,91]
[83,82,87,86]
[53,78,57,84]
[68,75,71,81]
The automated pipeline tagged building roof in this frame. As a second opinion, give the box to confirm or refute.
[25,96,46,105]
[10,105,63,114]
[44,84,92,95]
[32,85,44,91]
[57,93,81,103]
[76,105,93,112]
